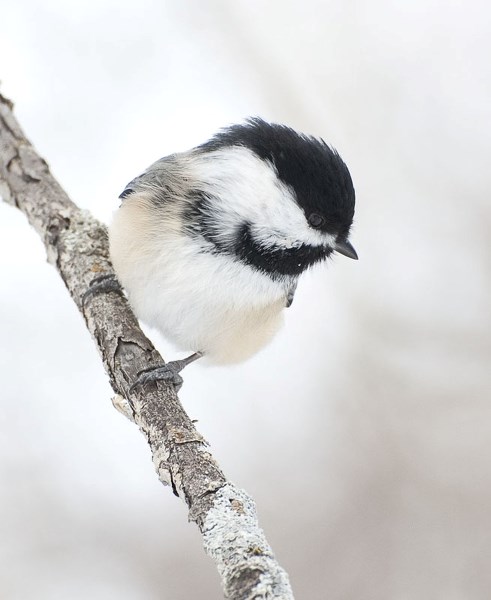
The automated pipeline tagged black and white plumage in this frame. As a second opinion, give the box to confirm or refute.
[109,118,357,378]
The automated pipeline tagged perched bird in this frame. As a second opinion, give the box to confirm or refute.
[108,118,357,387]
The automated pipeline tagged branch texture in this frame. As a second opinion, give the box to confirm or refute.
[0,92,294,600]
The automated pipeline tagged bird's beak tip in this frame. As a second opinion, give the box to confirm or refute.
[335,239,358,260]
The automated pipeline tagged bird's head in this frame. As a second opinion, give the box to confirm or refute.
[187,118,357,277]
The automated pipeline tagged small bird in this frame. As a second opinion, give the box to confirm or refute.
[108,118,357,388]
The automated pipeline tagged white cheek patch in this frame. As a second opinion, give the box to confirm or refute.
[189,147,336,250]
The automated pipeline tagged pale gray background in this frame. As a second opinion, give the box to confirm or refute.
[1,1,490,599]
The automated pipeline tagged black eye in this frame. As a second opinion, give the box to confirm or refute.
[308,213,325,229]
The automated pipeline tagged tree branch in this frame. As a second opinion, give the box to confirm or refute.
[0,91,294,600]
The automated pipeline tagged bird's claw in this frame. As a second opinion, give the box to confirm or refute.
[130,363,184,393]
[129,352,203,393]
[82,274,123,306]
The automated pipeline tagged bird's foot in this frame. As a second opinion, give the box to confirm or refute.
[130,363,185,392]
[130,352,203,393]
[82,274,123,306]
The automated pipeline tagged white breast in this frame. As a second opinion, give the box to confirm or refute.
[108,192,287,364]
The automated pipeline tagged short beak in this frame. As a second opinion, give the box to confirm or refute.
[335,238,358,260]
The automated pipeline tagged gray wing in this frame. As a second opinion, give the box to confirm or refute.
[119,155,177,201]
[286,280,298,308]
[119,180,139,199]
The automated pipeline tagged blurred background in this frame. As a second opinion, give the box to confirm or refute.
[1,1,490,598]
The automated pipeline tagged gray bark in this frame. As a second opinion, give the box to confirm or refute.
[0,92,294,600]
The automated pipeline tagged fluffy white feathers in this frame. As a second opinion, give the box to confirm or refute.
[109,142,347,364]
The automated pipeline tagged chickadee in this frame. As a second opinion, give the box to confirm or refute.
[108,118,357,387]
